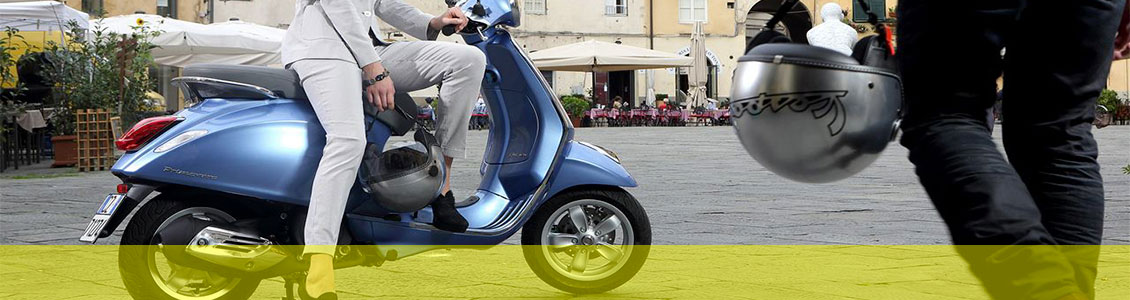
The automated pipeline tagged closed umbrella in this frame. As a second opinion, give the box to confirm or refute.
[645,70,656,106]
[686,21,709,109]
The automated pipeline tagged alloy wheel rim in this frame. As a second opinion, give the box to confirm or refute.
[146,207,242,299]
[539,199,634,282]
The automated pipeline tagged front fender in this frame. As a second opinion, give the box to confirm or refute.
[545,142,637,198]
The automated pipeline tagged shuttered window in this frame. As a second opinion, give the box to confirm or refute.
[605,0,628,16]
[525,0,546,15]
[678,0,707,23]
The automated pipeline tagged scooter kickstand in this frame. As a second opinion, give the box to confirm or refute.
[282,272,304,300]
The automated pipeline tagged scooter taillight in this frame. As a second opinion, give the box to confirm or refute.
[116,116,183,151]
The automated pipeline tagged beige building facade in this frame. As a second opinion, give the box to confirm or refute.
[36,0,1130,102]
[58,0,208,22]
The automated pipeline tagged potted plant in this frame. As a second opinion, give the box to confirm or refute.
[560,95,589,127]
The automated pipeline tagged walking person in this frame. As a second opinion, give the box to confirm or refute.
[897,0,1130,298]
[282,0,486,298]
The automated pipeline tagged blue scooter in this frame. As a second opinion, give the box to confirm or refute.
[78,1,650,298]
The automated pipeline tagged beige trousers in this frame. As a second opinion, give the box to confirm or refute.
[291,41,485,255]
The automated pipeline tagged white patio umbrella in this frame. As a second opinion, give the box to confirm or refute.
[530,40,690,106]
[686,21,709,109]
[0,1,89,32]
[95,14,285,67]
[530,40,692,72]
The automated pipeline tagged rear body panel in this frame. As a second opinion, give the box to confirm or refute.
[112,98,392,206]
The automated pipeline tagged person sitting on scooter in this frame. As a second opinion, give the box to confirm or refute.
[282,0,485,299]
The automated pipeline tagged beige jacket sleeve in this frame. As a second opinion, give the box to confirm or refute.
[375,0,439,41]
[320,0,382,68]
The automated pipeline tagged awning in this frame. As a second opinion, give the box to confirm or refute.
[95,14,285,67]
[0,1,89,32]
[529,40,692,72]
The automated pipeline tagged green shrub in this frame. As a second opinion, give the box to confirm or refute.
[561,96,590,119]
[38,20,160,135]
[1098,89,1123,112]
[1,27,33,142]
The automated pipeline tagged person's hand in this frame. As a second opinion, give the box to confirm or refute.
[362,62,395,112]
[1115,0,1130,60]
[430,7,469,33]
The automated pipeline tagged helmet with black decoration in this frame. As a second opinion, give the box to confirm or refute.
[730,0,902,183]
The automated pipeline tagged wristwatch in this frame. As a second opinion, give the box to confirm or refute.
[363,70,391,87]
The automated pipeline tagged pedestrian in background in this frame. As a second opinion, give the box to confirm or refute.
[897,0,1130,298]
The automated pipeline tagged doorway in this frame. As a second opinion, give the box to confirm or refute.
[593,71,634,108]
[746,0,812,46]
[607,71,634,108]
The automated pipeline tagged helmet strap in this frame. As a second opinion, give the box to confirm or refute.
[764,0,801,32]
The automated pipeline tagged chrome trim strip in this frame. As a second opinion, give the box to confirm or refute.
[171,76,279,105]
[576,141,620,164]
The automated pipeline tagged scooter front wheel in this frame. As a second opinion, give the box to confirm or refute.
[118,194,261,300]
[521,188,651,294]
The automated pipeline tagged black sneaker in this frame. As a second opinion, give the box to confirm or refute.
[431,191,468,232]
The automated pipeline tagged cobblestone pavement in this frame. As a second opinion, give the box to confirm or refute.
[1,126,1127,245]
[1,245,1126,299]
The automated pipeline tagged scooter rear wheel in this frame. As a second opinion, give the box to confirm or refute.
[521,188,651,294]
[118,194,261,300]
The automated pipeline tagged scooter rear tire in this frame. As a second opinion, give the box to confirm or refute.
[521,187,651,294]
[119,194,262,300]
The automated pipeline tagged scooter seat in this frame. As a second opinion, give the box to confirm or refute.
[183,64,309,100]
[183,64,420,136]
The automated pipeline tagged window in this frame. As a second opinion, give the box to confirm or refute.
[157,0,177,18]
[852,0,887,23]
[525,0,547,15]
[540,70,554,88]
[605,0,627,16]
[82,0,103,15]
[679,0,707,23]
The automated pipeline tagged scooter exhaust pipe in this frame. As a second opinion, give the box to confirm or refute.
[156,216,293,276]
[184,226,289,273]
[156,217,372,278]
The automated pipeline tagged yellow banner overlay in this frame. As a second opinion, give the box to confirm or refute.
[0,245,1126,299]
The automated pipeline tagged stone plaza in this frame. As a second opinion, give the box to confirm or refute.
[2,126,1127,246]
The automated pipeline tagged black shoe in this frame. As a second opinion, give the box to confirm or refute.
[297,280,337,300]
[431,191,468,232]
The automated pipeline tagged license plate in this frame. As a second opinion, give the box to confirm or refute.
[79,194,125,243]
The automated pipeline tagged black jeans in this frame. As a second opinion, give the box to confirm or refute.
[897,0,1120,299]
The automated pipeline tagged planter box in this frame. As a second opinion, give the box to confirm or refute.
[51,135,77,167]
[570,116,582,128]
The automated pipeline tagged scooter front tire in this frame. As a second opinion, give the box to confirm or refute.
[521,187,651,294]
